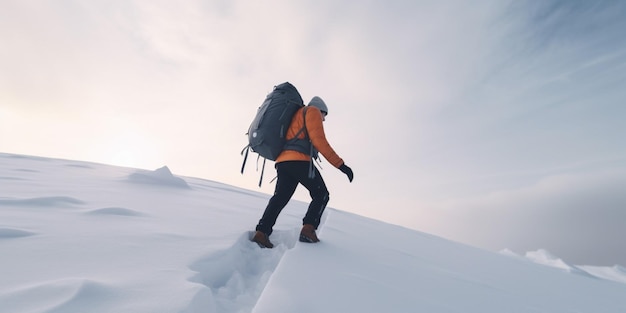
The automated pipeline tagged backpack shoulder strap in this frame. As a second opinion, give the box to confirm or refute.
[291,107,318,179]
[291,106,309,140]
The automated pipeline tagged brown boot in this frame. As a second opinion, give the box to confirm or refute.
[252,231,274,248]
[299,224,320,243]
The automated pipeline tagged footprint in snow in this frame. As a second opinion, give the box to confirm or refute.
[187,228,299,313]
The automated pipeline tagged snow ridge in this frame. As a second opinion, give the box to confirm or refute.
[0,196,84,207]
[0,278,120,313]
[127,166,190,188]
[0,228,37,239]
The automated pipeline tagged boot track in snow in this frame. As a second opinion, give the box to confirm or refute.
[188,221,322,313]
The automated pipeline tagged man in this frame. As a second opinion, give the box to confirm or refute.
[252,96,354,248]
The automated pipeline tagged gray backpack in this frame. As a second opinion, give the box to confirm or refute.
[241,82,306,185]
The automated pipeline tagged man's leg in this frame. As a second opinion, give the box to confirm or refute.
[298,166,329,230]
[255,163,299,236]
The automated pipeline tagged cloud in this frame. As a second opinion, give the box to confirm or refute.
[428,168,626,266]
[400,0,626,196]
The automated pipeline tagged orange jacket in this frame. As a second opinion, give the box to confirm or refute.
[276,106,344,168]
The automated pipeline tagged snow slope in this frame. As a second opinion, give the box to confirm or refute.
[1,152,625,313]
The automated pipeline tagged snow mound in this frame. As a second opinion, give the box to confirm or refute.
[525,249,592,276]
[0,228,37,239]
[0,278,120,313]
[127,166,190,188]
[501,249,626,284]
[499,248,521,258]
[578,265,626,284]
[84,207,147,217]
[0,196,84,207]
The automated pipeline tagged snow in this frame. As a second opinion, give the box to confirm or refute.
[1,152,625,313]
[578,265,626,284]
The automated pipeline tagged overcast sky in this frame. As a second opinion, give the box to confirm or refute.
[2,0,625,266]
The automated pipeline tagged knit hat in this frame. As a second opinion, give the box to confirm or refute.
[308,96,328,115]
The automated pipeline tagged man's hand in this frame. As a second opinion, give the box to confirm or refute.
[339,164,354,182]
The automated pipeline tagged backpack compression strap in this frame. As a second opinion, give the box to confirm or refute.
[240,145,250,174]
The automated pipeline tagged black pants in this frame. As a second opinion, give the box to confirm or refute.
[256,161,329,236]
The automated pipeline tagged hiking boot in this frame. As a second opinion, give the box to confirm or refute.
[252,231,274,248]
[299,224,320,243]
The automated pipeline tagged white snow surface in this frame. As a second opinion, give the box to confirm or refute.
[1,152,625,313]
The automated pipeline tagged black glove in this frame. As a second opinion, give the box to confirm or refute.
[339,164,354,182]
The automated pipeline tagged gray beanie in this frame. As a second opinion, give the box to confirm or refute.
[308,96,328,115]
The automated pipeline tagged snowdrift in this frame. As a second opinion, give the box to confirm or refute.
[1,152,625,313]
